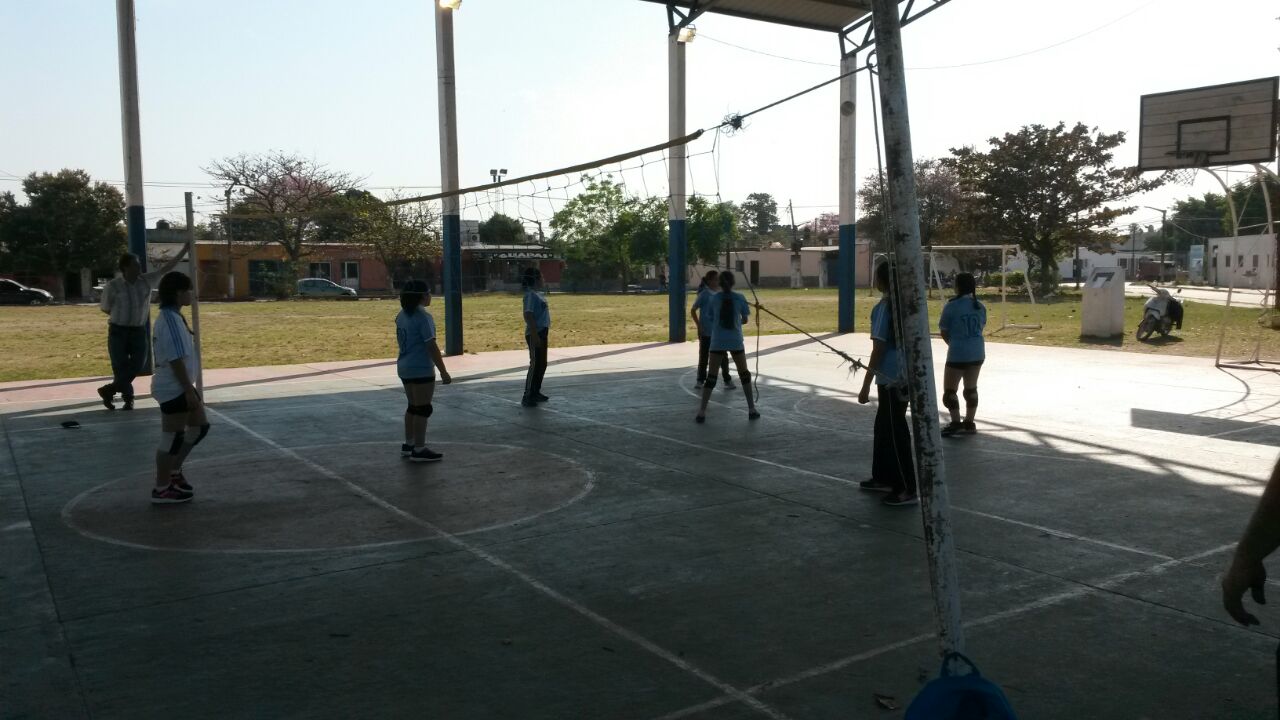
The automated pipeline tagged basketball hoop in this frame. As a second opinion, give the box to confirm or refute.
[1165,152,1207,186]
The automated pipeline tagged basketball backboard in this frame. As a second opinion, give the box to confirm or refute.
[1138,77,1278,171]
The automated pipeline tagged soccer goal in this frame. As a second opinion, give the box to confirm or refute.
[925,244,1042,332]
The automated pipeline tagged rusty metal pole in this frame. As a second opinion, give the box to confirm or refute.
[870,0,965,655]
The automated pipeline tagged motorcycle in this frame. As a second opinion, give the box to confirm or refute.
[1136,285,1184,341]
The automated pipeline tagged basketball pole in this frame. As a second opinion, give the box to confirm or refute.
[870,0,965,656]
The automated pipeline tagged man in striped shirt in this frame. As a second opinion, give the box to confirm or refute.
[97,247,188,410]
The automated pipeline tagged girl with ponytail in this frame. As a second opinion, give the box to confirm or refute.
[938,272,986,437]
[694,271,758,423]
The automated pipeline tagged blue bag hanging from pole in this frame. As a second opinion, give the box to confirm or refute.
[905,652,1018,720]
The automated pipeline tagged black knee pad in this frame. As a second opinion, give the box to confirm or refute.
[408,403,433,418]
[943,390,959,406]
[963,388,979,400]
[738,370,751,385]
[187,423,210,448]
[165,431,186,456]
[703,378,718,390]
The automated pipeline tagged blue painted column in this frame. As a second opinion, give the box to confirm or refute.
[838,224,856,331]
[667,31,688,342]
[435,1,463,355]
[837,51,857,332]
[442,215,462,355]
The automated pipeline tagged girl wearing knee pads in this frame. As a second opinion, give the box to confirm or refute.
[150,272,208,504]
[396,280,451,462]
[695,271,759,423]
[938,272,986,437]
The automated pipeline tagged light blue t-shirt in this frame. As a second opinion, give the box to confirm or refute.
[705,291,750,352]
[695,286,716,337]
[396,308,437,379]
[523,289,551,331]
[869,297,903,386]
[938,296,987,363]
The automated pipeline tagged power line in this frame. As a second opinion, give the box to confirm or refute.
[698,34,837,67]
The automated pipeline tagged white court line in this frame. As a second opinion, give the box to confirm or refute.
[59,441,596,555]
[476,388,1177,562]
[207,406,794,720]
[650,543,1240,720]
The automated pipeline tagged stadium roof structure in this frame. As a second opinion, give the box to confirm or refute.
[637,0,872,34]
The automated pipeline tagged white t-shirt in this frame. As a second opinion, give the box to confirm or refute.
[151,307,199,403]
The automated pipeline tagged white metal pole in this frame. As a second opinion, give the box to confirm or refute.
[1207,168,1242,366]
[871,0,964,655]
[668,32,688,342]
[1001,246,1008,331]
[185,192,203,392]
[435,1,463,355]
[837,51,857,331]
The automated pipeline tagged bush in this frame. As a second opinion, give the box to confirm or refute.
[985,271,1025,289]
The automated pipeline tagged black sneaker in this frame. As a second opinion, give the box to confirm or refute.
[748,410,761,420]
[723,381,736,390]
[535,393,549,402]
[97,385,115,411]
[151,483,193,505]
[169,471,193,493]
[400,443,413,458]
[694,381,705,390]
[859,479,893,493]
[695,415,705,424]
[521,397,538,408]
[940,421,964,438]
[121,398,134,411]
[410,447,443,463]
[962,421,977,435]
[882,492,919,507]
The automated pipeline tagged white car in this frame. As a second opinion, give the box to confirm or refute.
[297,278,357,299]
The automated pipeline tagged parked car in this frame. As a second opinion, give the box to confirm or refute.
[0,278,53,305]
[297,278,357,299]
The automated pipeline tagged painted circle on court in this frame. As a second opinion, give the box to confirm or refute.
[63,441,593,554]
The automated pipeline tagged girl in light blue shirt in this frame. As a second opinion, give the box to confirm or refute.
[938,272,986,437]
[694,271,759,423]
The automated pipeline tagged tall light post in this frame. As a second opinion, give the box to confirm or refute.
[435,0,463,355]
[490,168,508,215]
[1143,206,1169,283]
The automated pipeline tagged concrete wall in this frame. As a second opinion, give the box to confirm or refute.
[1208,234,1277,290]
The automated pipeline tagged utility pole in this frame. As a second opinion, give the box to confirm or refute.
[224,187,235,298]
[1129,222,1139,283]
[788,199,801,288]
[184,192,203,391]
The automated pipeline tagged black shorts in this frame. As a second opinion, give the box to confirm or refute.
[945,360,984,370]
[401,376,436,386]
[159,393,198,415]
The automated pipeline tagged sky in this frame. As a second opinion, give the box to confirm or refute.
[1,0,1277,235]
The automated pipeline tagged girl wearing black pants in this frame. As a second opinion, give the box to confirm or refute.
[858,262,918,507]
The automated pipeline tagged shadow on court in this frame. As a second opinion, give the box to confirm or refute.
[2,339,1279,719]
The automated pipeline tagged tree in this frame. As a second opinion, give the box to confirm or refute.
[740,192,778,236]
[204,152,356,286]
[0,170,126,300]
[858,158,968,251]
[550,175,628,285]
[1229,176,1280,236]
[805,212,840,244]
[688,197,740,265]
[314,189,441,287]
[945,122,1162,294]
[479,213,526,245]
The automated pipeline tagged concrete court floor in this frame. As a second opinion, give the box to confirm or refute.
[3,332,1280,720]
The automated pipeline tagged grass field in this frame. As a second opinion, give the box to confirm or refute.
[1,289,1278,382]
